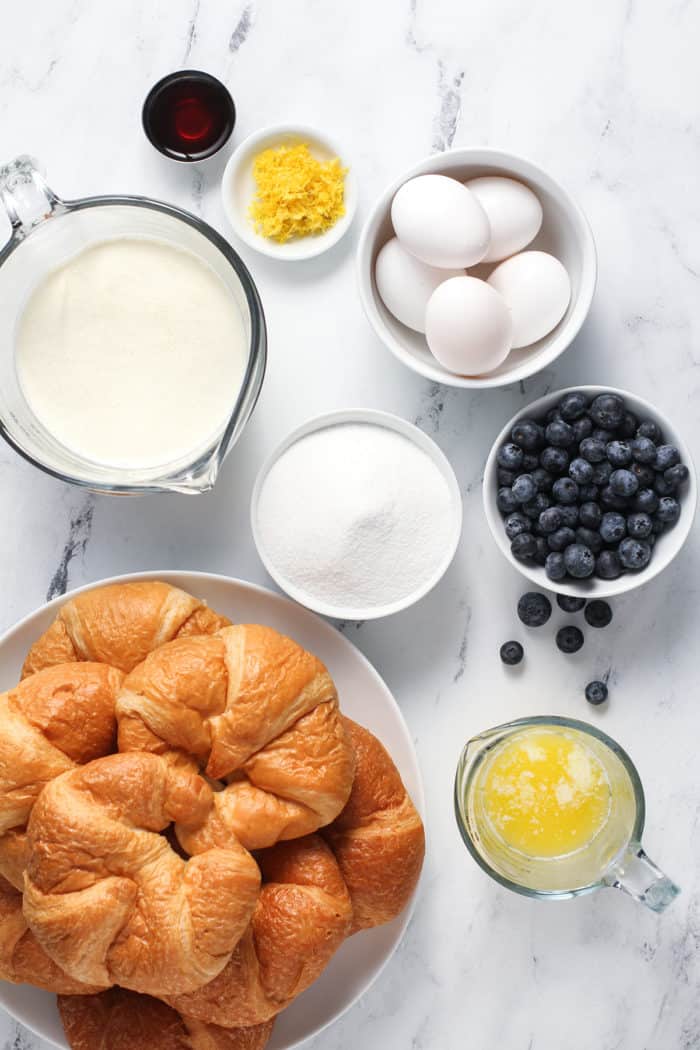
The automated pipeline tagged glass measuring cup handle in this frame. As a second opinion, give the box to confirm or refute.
[604,843,680,913]
[0,155,65,242]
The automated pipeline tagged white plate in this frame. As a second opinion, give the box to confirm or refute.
[0,571,425,1050]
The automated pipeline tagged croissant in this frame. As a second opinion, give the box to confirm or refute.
[166,833,352,1027]
[0,876,102,995]
[323,718,425,932]
[0,662,122,889]
[23,752,260,996]
[58,988,274,1050]
[116,625,356,850]
[22,581,231,678]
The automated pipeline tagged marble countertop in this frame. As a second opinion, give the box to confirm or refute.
[2,1,700,1047]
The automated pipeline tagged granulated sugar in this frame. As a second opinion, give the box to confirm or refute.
[256,421,455,611]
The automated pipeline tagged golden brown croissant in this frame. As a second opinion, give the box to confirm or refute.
[58,987,274,1050]
[23,752,260,996]
[0,876,102,994]
[22,581,231,678]
[117,625,356,850]
[166,833,352,1027]
[323,718,425,932]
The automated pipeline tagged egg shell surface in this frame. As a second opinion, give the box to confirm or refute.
[374,238,464,332]
[391,174,490,269]
[425,275,513,376]
[465,176,543,263]
[488,250,571,348]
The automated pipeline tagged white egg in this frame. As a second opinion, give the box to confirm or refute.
[488,251,571,348]
[391,175,490,269]
[464,176,543,263]
[425,276,512,375]
[374,238,464,333]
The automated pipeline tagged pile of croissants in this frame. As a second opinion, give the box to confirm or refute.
[0,581,425,1050]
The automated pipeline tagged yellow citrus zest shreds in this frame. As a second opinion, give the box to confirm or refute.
[249,142,347,243]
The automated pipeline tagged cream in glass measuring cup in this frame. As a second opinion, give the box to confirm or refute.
[454,716,680,912]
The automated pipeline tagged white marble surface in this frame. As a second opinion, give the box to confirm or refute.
[1,1,700,1047]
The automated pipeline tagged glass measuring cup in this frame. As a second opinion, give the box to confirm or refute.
[0,156,266,494]
[454,716,680,912]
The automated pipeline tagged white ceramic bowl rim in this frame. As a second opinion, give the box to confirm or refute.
[483,385,697,597]
[356,146,598,389]
[251,408,463,619]
[221,122,357,261]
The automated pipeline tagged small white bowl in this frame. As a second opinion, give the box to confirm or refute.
[483,386,697,598]
[357,147,597,388]
[221,123,357,261]
[251,408,463,620]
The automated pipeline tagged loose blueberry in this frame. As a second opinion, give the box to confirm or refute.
[654,445,680,472]
[500,641,524,666]
[511,419,545,451]
[585,680,608,705]
[618,537,652,571]
[552,477,579,504]
[579,501,602,529]
[591,460,613,486]
[590,393,624,429]
[596,549,622,579]
[592,428,615,444]
[631,436,656,464]
[556,625,585,654]
[497,487,519,514]
[584,600,613,628]
[511,533,538,560]
[548,526,577,552]
[517,592,552,627]
[558,391,589,421]
[545,552,567,581]
[599,512,627,544]
[512,474,537,503]
[633,488,659,515]
[626,512,653,539]
[533,536,549,566]
[538,507,563,534]
[497,443,525,471]
[618,411,638,439]
[580,437,607,464]
[579,484,600,502]
[540,447,570,475]
[504,512,531,540]
[572,416,594,444]
[609,469,639,498]
[606,440,632,467]
[557,504,579,528]
[532,467,554,493]
[556,594,586,612]
[564,543,595,579]
[637,419,662,443]
[656,496,680,525]
[523,493,551,519]
[654,473,676,497]
[664,463,689,487]
[576,527,602,554]
[569,457,595,485]
[601,486,631,511]
[545,419,576,448]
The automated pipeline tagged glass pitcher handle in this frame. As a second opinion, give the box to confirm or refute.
[604,842,680,913]
[0,155,64,241]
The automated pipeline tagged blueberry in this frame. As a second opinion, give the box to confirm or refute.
[651,516,666,535]
[627,512,653,539]
[656,496,680,525]
[546,407,563,424]
[596,549,622,579]
[545,552,567,581]
[511,419,545,451]
[558,391,589,421]
[552,477,579,504]
[590,393,624,429]
[609,469,639,498]
[498,467,516,487]
[572,416,594,443]
[579,501,602,529]
[556,625,585,653]
[618,411,638,439]
[654,445,680,472]
[592,428,615,444]
[545,419,576,448]
[632,462,655,488]
[569,457,594,484]
[564,543,595,579]
[618,537,652,571]
[633,488,659,515]
[580,437,607,464]
[497,443,524,471]
[538,507,563,534]
[631,437,656,464]
[557,594,586,612]
[576,527,603,554]
[512,474,537,503]
[606,441,632,467]
[557,504,579,528]
[533,536,549,566]
[523,493,551,519]
[599,512,627,544]
[579,484,600,502]
[523,452,541,472]
[585,680,608,705]
[601,486,631,511]
[500,641,524,666]
[504,512,531,540]
[532,467,554,493]
[511,533,538,560]
[654,473,676,497]
[548,526,577,552]
[497,487,519,514]
[664,463,689,488]
[540,446,570,475]
[637,419,662,443]
[517,592,553,627]
[585,600,613,628]
[591,460,613,486]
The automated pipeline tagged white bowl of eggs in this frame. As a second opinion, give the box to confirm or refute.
[357,148,597,388]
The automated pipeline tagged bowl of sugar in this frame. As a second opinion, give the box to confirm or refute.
[251,409,463,620]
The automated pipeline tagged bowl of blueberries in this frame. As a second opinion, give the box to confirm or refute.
[483,386,696,597]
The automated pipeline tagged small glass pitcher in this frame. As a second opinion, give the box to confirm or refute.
[0,156,266,494]
[454,715,679,912]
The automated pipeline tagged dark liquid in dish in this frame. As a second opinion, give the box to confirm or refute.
[143,72,235,161]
